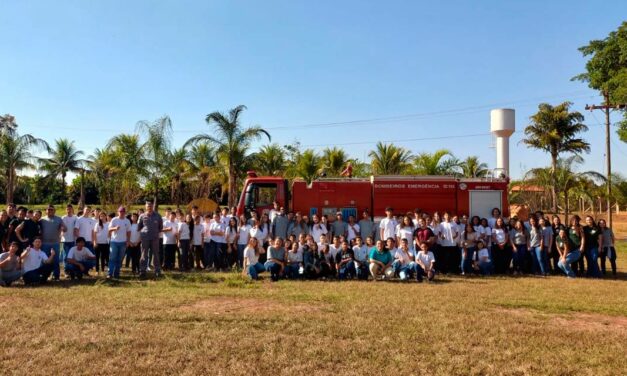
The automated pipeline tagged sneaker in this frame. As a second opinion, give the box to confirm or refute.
[139,272,147,280]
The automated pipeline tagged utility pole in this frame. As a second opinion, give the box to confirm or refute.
[585,95,627,228]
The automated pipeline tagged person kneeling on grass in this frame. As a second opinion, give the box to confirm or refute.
[264,238,286,282]
[415,241,436,282]
[65,237,96,280]
[243,238,265,280]
[473,240,493,276]
[352,236,369,280]
[21,238,55,285]
[368,239,393,280]
[0,242,23,287]
[393,238,416,281]
[555,228,580,279]
[285,242,304,279]
[337,240,356,280]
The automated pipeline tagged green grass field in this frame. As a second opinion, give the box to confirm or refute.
[1,243,626,376]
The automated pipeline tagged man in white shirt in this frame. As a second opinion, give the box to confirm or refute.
[309,214,328,243]
[107,206,131,279]
[65,237,96,280]
[61,204,78,263]
[268,201,280,223]
[379,207,398,242]
[210,212,227,271]
[21,238,55,285]
[346,215,360,244]
[162,212,178,270]
[74,206,96,252]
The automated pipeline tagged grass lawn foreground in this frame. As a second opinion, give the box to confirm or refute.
[1,243,626,376]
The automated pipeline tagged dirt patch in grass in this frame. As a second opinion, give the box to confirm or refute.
[495,307,627,332]
[178,296,326,315]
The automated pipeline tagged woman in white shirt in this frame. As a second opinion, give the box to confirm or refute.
[415,241,436,282]
[396,215,415,250]
[224,216,239,269]
[192,215,204,270]
[473,240,493,275]
[437,212,458,275]
[491,217,511,274]
[93,212,110,274]
[177,214,192,271]
[393,238,416,280]
[243,238,265,280]
[126,213,142,274]
[236,214,251,268]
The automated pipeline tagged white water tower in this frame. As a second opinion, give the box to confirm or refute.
[490,109,515,177]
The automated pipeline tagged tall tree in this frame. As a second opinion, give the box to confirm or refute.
[321,147,350,177]
[186,142,218,199]
[136,115,173,209]
[255,143,286,176]
[522,102,590,214]
[289,149,321,184]
[0,131,49,204]
[166,148,191,206]
[106,134,148,205]
[0,114,18,135]
[412,149,458,175]
[457,156,489,178]
[39,138,85,202]
[368,142,412,175]
[184,105,270,208]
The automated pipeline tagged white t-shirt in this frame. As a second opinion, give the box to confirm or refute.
[67,246,95,262]
[110,217,131,242]
[162,220,178,245]
[61,215,77,242]
[353,245,369,263]
[224,226,237,243]
[379,218,397,240]
[237,224,251,245]
[287,248,303,263]
[310,223,328,242]
[492,228,507,244]
[130,223,141,244]
[416,250,435,267]
[396,226,414,245]
[488,217,498,230]
[178,222,191,240]
[209,221,226,243]
[388,247,399,260]
[476,247,491,262]
[249,226,267,244]
[395,248,415,266]
[347,223,360,242]
[328,244,340,259]
[75,216,95,241]
[244,246,258,265]
[438,221,458,247]
[22,248,48,273]
[202,222,212,243]
[192,224,203,246]
[94,222,109,244]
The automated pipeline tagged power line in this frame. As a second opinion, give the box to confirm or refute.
[300,132,491,147]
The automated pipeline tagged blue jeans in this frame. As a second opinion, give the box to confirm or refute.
[62,241,75,262]
[237,244,246,268]
[247,262,265,280]
[284,263,302,279]
[512,244,527,273]
[415,264,435,282]
[584,247,601,278]
[42,243,61,279]
[338,261,356,280]
[558,250,581,278]
[392,260,415,280]
[530,246,547,275]
[109,241,126,278]
[355,261,369,280]
[478,260,494,275]
[65,260,96,278]
[264,261,282,281]
[461,247,476,274]
[204,241,216,269]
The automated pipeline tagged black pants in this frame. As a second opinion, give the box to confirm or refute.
[179,239,190,271]
[215,242,227,269]
[492,244,512,274]
[600,246,617,276]
[193,245,204,269]
[439,246,459,274]
[164,244,178,270]
[95,243,109,272]
[23,264,54,284]
[126,245,141,273]
[548,246,561,274]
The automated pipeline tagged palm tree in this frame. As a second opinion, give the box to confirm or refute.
[87,148,117,206]
[184,105,270,207]
[0,131,49,204]
[106,134,148,205]
[458,156,489,178]
[321,147,350,176]
[166,148,191,206]
[289,149,321,184]
[0,114,18,135]
[136,116,173,209]
[186,142,218,199]
[412,149,459,175]
[522,102,590,213]
[255,144,286,176]
[39,138,85,202]
[368,142,412,175]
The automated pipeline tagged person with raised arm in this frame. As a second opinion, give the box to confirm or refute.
[21,237,55,285]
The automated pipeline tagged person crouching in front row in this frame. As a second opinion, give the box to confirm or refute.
[337,240,356,280]
[368,239,393,280]
[415,241,436,282]
[21,237,55,285]
[65,237,96,280]
[264,238,286,282]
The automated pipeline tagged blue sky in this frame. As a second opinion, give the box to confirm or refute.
[1,0,626,179]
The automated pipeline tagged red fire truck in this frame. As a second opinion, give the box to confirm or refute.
[236,172,509,221]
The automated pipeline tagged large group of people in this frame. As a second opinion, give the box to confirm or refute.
[0,200,619,287]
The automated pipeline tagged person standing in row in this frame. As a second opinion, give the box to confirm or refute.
[379,207,397,242]
[358,210,374,241]
[75,206,96,253]
[108,206,131,279]
[127,213,142,274]
[61,204,77,266]
[162,211,178,271]
[93,212,110,274]
[39,205,65,281]
[598,219,616,277]
[138,201,163,279]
